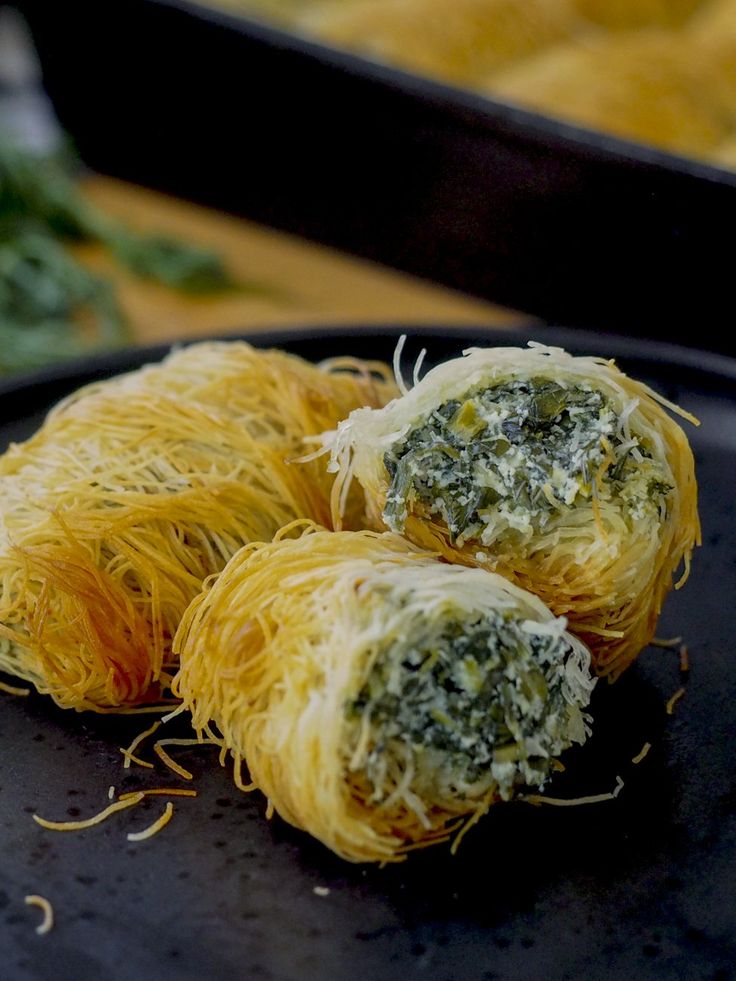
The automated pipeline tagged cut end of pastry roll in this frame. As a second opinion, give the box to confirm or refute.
[174,524,595,863]
[0,342,396,710]
[329,342,700,679]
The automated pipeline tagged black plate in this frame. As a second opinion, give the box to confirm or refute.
[15,0,736,343]
[2,326,735,981]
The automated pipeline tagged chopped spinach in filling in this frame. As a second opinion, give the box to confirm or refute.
[347,610,585,802]
[383,378,671,543]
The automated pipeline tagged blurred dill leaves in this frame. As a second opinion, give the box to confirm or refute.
[0,141,235,374]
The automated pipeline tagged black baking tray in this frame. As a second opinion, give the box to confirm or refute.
[13,0,736,346]
[1,324,735,981]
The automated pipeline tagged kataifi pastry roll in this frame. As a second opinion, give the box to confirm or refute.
[174,524,594,863]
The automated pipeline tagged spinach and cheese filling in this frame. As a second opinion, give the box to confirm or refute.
[347,605,590,805]
[383,377,673,545]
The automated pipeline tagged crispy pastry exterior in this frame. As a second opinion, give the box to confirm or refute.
[328,343,700,679]
[174,525,594,863]
[0,342,395,710]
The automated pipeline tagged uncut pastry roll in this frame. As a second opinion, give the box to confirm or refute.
[328,343,700,678]
[174,526,595,863]
[485,30,730,160]
[570,0,704,29]
[0,342,394,710]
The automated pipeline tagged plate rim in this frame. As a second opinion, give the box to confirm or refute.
[1,323,735,402]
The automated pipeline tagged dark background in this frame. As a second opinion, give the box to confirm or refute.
[12,0,736,349]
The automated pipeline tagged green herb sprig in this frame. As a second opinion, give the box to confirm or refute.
[0,141,235,374]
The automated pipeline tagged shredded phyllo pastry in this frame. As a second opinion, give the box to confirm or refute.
[32,793,146,831]
[0,341,395,711]
[666,686,686,714]
[327,343,700,679]
[118,788,197,800]
[523,773,624,807]
[173,523,595,863]
[126,802,175,842]
[0,679,30,696]
[24,894,54,935]
[121,720,162,769]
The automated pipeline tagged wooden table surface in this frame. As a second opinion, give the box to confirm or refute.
[77,177,530,345]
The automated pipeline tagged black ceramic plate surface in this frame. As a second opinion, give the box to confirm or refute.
[1,325,734,981]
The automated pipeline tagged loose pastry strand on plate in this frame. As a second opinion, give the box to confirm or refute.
[174,524,595,863]
[0,341,395,710]
[326,342,700,679]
